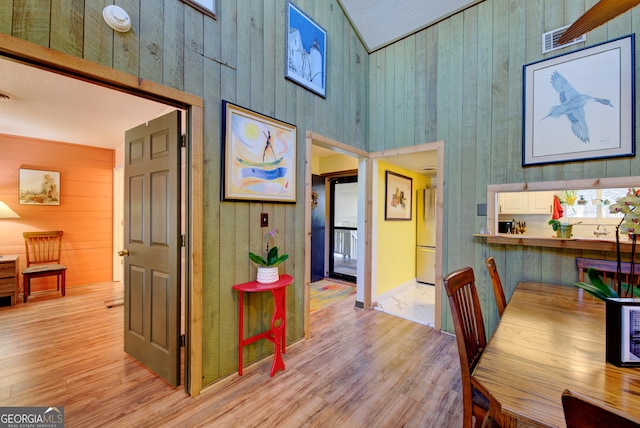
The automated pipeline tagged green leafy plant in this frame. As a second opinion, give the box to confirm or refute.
[249,246,288,267]
[248,228,288,267]
[548,219,582,231]
[574,268,640,301]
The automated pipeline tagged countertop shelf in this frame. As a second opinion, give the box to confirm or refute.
[474,233,635,252]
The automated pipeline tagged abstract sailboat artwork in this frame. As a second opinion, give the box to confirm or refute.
[222,101,297,202]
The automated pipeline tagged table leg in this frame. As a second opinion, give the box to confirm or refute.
[269,287,286,377]
[237,290,244,376]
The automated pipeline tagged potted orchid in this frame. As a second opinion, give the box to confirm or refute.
[574,188,640,299]
[249,228,288,284]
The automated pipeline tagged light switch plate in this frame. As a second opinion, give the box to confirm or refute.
[261,213,268,227]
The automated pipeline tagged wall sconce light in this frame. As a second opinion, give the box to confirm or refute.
[103,5,132,32]
[0,201,19,219]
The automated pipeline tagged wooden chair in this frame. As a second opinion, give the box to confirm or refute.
[576,257,640,296]
[444,267,490,428]
[562,389,640,428]
[22,231,67,303]
[485,257,507,317]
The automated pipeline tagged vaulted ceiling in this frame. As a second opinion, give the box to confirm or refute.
[0,1,480,153]
[339,0,482,52]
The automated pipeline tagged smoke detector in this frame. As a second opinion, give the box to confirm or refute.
[103,5,132,32]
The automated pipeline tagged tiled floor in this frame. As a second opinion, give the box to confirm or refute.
[374,281,436,327]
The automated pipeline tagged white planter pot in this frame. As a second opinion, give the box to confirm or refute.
[257,266,279,284]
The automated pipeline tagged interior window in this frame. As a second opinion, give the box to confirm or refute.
[564,188,628,221]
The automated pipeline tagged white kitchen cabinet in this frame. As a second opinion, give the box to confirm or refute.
[499,192,527,214]
[528,191,553,214]
[499,191,553,215]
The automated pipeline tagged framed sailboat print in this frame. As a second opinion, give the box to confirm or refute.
[221,101,297,203]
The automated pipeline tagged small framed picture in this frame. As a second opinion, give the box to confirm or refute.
[285,1,327,97]
[606,298,640,367]
[19,168,61,205]
[385,171,412,221]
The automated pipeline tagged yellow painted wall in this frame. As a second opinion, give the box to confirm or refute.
[376,161,429,296]
[315,153,358,175]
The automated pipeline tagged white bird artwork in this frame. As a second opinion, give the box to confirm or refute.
[542,71,613,143]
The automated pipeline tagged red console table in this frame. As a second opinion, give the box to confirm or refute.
[232,274,293,377]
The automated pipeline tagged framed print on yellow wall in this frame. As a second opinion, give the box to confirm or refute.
[385,171,412,220]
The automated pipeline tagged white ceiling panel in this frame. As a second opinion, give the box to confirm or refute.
[339,0,484,51]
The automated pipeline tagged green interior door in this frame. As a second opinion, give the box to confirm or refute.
[122,111,181,386]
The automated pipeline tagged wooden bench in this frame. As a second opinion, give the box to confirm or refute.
[576,257,640,295]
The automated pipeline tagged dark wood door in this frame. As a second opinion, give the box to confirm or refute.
[311,174,326,282]
[122,111,181,386]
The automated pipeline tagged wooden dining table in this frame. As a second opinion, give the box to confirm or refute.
[472,281,640,427]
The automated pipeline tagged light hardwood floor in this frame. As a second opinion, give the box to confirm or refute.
[0,282,463,427]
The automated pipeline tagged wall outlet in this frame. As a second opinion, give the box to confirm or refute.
[261,213,268,227]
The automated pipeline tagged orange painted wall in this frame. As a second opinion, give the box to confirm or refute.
[0,134,114,294]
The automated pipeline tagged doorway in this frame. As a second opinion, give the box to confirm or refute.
[329,175,357,283]
[310,174,326,283]
[0,41,204,394]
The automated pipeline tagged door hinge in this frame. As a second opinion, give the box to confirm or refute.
[180,134,187,148]
[181,234,186,247]
[180,334,185,347]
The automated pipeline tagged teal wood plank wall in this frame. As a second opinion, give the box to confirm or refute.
[368,0,640,335]
[0,0,368,386]
[4,0,640,386]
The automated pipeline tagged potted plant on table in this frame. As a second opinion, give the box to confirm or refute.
[249,228,288,284]
[548,219,582,238]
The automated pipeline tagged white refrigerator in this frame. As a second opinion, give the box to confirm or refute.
[416,188,436,284]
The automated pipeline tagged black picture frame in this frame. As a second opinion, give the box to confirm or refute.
[522,34,635,166]
[606,298,640,367]
[384,171,412,221]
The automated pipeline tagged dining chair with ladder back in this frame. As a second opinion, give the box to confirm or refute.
[22,231,67,303]
[562,389,640,428]
[485,257,507,318]
[444,266,491,428]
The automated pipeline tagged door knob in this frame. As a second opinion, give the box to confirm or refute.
[118,249,129,257]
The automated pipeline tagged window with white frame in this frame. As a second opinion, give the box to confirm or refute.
[564,188,629,221]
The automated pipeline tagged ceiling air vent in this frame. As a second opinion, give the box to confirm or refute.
[542,25,585,54]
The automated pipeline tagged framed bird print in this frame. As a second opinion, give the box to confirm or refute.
[522,34,635,166]
[221,101,297,202]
